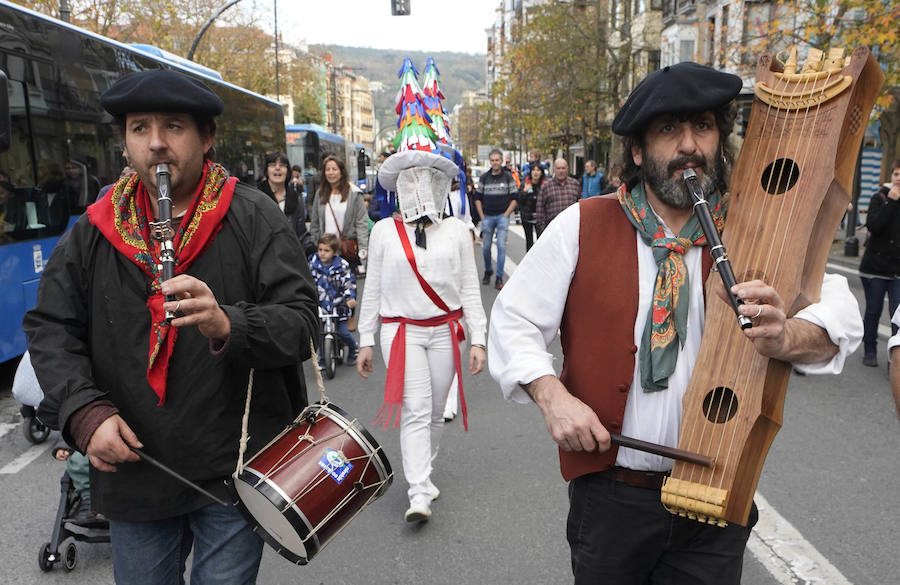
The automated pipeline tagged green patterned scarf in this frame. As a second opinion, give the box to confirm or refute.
[617,182,727,391]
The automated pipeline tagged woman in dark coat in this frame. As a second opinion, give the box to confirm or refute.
[859,159,900,367]
[258,151,315,256]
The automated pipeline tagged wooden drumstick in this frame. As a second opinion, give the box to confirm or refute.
[130,447,230,507]
[610,434,715,468]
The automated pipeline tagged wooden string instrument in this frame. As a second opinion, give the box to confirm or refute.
[659,46,883,526]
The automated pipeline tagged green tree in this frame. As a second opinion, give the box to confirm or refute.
[484,0,630,162]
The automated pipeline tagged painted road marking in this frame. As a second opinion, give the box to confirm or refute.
[0,422,18,440]
[0,442,52,474]
[749,492,853,584]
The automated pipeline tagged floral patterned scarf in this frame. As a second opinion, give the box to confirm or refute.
[617,182,727,391]
[87,160,236,404]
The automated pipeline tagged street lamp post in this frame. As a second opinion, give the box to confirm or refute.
[187,0,245,61]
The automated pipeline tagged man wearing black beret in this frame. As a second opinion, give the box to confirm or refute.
[25,68,318,584]
[489,61,861,583]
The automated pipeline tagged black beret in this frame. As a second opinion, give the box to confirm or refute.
[100,69,224,118]
[611,62,742,136]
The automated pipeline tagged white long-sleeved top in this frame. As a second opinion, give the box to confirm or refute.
[358,216,487,348]
[488,203,863,471]
[889,306,900,351]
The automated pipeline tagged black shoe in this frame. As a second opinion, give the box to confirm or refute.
[862,355,878,367]
[68,496,106,527]
[495,277,504,290]
[482,271,493,285]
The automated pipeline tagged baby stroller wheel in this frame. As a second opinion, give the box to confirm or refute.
[23,415,51,444]
[64,543,78,571]
[38,542,56,572]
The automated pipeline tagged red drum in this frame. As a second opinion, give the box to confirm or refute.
[229,402,392,564]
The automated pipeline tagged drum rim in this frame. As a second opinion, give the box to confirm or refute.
[228,468,317,565]
[310,401,394,486]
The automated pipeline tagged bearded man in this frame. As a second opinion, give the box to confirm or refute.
[488,62,862,584]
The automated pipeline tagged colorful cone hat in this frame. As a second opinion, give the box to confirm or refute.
[393,58,439,152]
[422,57,452,145]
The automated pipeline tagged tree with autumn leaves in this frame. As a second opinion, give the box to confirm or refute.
[736,0,900,178]
[487,0,898,179]
[18,0,326,125]
[481,0,629,163]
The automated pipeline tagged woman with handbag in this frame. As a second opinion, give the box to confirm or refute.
[356,150,487,524]
[309,154,369,273]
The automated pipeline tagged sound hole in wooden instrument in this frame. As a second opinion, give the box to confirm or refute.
[702,387,738,424]
[760,158,800,195]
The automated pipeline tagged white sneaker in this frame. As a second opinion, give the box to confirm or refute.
[427,484,440,501]
[443,410,456,422]
[404,495,432,522]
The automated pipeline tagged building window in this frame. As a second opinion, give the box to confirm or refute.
[680,39,695,63]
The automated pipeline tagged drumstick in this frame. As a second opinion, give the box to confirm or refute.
[130,447,230,507]
[610,434,715,468]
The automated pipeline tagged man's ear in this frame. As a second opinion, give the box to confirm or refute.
[631,144,643,167]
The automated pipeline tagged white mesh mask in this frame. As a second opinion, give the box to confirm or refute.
[396,167,452,224]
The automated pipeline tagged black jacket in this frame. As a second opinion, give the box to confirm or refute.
[258,179,316,256]
[861,186,900,277]
[25,181,318,521]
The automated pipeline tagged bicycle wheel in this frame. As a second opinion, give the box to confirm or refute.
[324,337,336,379]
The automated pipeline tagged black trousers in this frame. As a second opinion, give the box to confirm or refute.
[523,221,537,250]
[567,470,758,585]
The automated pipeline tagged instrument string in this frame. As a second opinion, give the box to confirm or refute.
[683,62,787,492]
[718,60,822,489]
[719,54,836,494]
[713,65,799,489]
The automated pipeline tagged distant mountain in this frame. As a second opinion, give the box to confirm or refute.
[310,45,484,137]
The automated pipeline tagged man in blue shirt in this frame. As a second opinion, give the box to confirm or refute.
[581,160,605,198]
[475,148,517,290]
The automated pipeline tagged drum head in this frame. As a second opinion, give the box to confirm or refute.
[231,470,316,564]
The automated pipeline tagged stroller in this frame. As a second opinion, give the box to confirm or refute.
[13,352,110,572]
[38,467,110,572]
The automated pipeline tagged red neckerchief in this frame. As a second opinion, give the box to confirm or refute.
[375,219,468,430]
[87,160,236,405]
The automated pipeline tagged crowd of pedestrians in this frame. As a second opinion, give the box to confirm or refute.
[16,62,894,585]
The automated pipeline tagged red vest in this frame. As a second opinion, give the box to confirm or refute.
[558,196,711,481]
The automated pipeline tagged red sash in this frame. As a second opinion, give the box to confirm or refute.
[375,219,469,430]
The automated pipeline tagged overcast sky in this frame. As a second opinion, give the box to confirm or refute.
[278,1,497,54]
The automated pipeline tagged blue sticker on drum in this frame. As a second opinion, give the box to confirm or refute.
[318,449,354,484]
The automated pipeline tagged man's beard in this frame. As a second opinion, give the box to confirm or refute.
[642,147,724,209]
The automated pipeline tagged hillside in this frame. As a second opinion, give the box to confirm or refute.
[310,45,484,136]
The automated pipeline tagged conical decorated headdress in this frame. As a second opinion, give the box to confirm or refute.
[422,57,452,145]
[393,58,438,152]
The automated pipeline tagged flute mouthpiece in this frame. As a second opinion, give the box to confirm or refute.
[156,163,169,175]
[682,168,698,180]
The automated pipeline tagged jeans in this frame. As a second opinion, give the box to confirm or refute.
[860,275,900,356]
[480,214,509,278]
[567,471,757,584]
[109,503,264,585]
[336,319,359,355]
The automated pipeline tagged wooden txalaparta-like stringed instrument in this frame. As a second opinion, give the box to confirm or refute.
[660,46,883,526]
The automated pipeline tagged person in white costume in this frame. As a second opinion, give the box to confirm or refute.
[356,149,487,522]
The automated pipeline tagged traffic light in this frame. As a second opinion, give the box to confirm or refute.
[391,0,410,16]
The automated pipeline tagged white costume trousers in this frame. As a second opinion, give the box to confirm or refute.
[379,321,457,501]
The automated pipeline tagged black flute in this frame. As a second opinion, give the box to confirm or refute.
[682,168,751,330]
[153,163,177,322]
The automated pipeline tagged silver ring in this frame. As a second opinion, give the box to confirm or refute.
[174,301,182,314]
[752,305,763,319]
